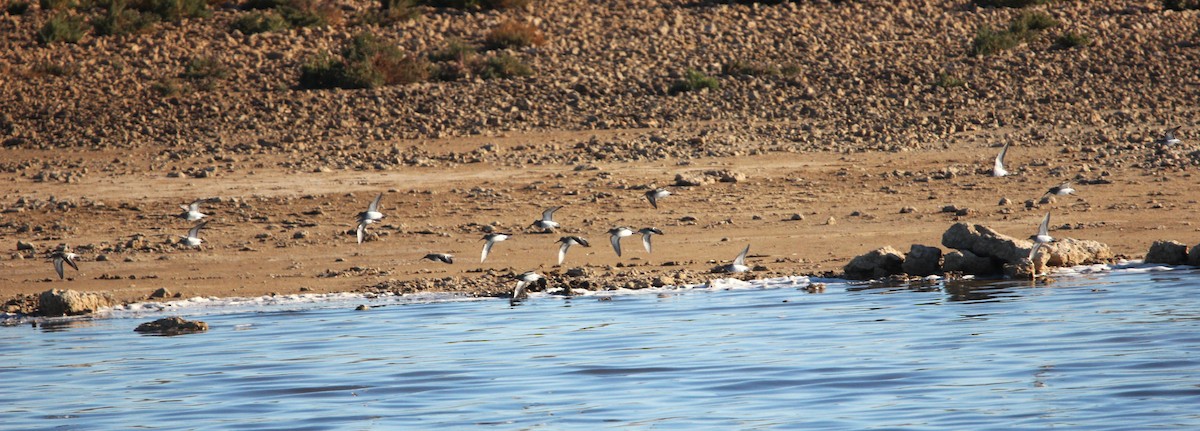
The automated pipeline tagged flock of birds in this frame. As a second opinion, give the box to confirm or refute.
[43,127,1184,303]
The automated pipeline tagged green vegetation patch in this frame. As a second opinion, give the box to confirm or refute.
[669,69,719,95]
[37,13,88,44]
[483,20,544,50]
[970,12,1059,56]
[300,33,431,89]
[973,0,1057,7]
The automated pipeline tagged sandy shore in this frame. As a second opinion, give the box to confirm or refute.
[2,0,1199,311]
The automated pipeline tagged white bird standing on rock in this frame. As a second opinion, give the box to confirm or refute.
[50,246,79,280]
[639,227,663,253]
[992,142,1010,177]
[720,244,752,273]
[481,233,511,262]
[607,227,634,257]
[556,235,590,265]
[530,206,561,233]
[179,199,208,221]
[645,188,670,209]
[510,271,543,305]
[182,221,207,248]
[355,193,385,244]
[1028,212,1054,260]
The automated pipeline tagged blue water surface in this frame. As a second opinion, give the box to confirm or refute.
[2,267,1199,430]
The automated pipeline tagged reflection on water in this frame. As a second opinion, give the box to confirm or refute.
[2,267,1200,430]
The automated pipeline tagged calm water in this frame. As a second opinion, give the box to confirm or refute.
[3,265,1200,430]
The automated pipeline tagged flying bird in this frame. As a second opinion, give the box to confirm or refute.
[181,221,207,248]
[638,227,663,253]
[719,244,752,273]
[530,206,562,233]
[992,142,1010,177]
[510,271,543,305]
[645,188,670,209]
[50,246,79,280]
[1028,212,1053,260]
[178,199,208,221]
[555,236,590,265]
[1160,126,1182,145]
[481,233,511,263]
[607,227,634,257]
[423,253,454,264]
[1042,181,1075,198]
[355,193,385,244]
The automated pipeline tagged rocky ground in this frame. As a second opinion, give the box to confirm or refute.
[2,0,1199,314]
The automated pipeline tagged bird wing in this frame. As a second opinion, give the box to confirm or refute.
[994,143,1008,174]
[64,255,78,271]
[734,245,750,266]
[1028,242,1044,260]
[444,255,454,264]
[368,193,383,213]
[645,191,658,209]
[482,240,495,262]
[513,280,529,301]
[53,256,65,279]
[356,222,367,244]
[189,221,206,239]
[188,200,201,211]
[558,242,570,265]
[610,234,623,257]
[542,206,560,221]
[1038,212,1051,237]
[641,232,653,253]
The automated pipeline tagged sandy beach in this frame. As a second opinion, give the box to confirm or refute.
[2,0,1198,311]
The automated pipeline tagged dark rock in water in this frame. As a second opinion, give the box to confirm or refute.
[1189,244,1200,266]
[1004,260,1037,279]
[844,246,905,280]
[1145,240,1189,265]
[38,289,114,316]
[355,304,370,311]
[134,317,208,336]
[943,250,1000,276]
[902,244,943,276]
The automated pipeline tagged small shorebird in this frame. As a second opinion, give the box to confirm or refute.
[992,142,1010,177]
[607,227,634,257]
[555,235,590,265]
[1028,212,1054,260]
[1042,181,1075,198]
[638,227,663,253]
[1160,126,1182,145]
[645,188,670,209]
[178,199,208,221]
[530,206,561,233]
[481,233,511,262]
[182,221,207,248]
[355,193,385,244]
[50,246,79,280]
[423,253,454,264]
[719,244,752,273]
[510,271,543,305]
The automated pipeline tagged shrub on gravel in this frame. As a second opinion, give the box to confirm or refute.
[151,78,183,97]
[669,69,719,95]
[483,20,543,50]
[38,0,75,11]
[5,1,31,15]
[229,10,287,34]
[37,12,88,44]
[933,72,966,88]
[722,59,780,77]
[134,0,210,21]
[429,39,478,81]
[92,0,160,36]
[970,12,1058,56]
[276,0,341,28]
[300,33,430,89]
[182,56,228,90]
[1009,11,1058,33]
[1054,31,1091,48]
[374,0,420,22]
[476,53,531,79]
[1162,0,1200,10]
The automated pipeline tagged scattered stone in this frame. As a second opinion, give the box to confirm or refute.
[899,206,916,214]
[941,223,1033,265]
[355,304,370,311]
[998,197,1011,206]
[16,241,34,251]
[37,289,114,316]
[824,216,836,225]
[149,288,171,299]
[134,317,208,336]
[943,250,1000,275]
[844,246,905,280]
[902,244,943,276]
[1145,240,1189,265]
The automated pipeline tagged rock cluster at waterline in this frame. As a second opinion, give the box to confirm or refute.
[134,317,209,336]
[844,223,1114,280]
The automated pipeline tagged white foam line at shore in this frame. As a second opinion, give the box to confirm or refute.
[2,262,1191,326]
